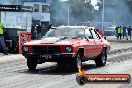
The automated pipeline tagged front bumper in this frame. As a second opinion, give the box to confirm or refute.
[22,53,76,62]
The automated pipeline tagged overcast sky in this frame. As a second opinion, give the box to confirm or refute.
[91,0,98,6]
[91,0,99,10]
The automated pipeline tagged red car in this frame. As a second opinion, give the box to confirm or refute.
[22,26,110,70]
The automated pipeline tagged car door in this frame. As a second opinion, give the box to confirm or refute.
[90,29,103,56]
[83,29,96,58]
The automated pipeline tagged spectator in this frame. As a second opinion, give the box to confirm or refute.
[115,26,119,38]
[122,26,128,40]
[31,24,35,39]
[0,22,8,55]
[41,24,47,36]
[127,26,132,40]
[36,25,42,39]
[48,24,52,31]
[117,26,123,40]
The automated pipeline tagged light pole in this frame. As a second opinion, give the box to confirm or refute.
[68,1,69,26]
[102,0,104,31]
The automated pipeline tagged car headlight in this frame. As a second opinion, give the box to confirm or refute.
[65,46,72,53]
[23,46,28,52]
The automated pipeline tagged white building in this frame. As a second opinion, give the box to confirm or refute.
[23,0,52,27]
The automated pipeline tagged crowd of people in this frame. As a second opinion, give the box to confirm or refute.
[31,24,52,39]
[115,26,132,40]
[0,23,52,55]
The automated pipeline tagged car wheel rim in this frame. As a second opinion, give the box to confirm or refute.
[102,51,106,64]
[76,55,82,67]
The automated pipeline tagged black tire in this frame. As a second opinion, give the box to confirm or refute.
[27,59,37,70]
[76,74,86,85]
[72,53,82,71]
[57,61,65,67]
[95,48,107,66]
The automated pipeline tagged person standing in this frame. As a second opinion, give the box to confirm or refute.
[34,25,38,39]
[117,26,123,40]
[127,26,132,40]
[0,22,8,55]
[48,24,52,31]
[41,24,46,36]
[31,24,35,39]
[115,26,119,39]
[122,26,128,40]
[36,25,42,39]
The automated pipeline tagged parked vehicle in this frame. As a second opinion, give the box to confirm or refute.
[104,27,116,36]
[22,26,110,70]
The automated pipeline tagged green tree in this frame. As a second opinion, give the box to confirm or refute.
[125,0,132,12]
[70,0,94,25]
[50,0,68,25]
[50,0,94,25]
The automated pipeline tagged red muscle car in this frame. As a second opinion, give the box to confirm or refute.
[22,26,110,70]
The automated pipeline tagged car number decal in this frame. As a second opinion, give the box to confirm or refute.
[40,55,51,59]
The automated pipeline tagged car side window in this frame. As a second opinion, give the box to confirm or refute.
[90,29,100,40]
[94,30,101,39]
[85,29,93,39]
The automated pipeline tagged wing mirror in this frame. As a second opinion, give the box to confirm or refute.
[104,36,106,40]
[89,36,93,39]
[85,36,93,41]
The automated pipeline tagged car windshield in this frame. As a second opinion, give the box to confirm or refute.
[45,27,85,38]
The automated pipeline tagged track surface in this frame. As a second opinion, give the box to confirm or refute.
[0,42,132,88]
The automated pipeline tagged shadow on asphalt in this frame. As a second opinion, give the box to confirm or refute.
[18,63,103,75]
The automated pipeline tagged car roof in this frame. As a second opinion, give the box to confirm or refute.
[86,27,95,29]
[57,26,86,29]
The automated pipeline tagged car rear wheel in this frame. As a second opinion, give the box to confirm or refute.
[95,48,107,66]
[27,59,37,70]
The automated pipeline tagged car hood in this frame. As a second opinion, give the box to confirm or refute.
[24,37,81,45]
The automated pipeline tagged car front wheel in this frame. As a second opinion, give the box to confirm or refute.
[72,53,82,71]
[27,59,37,70]
[95,49,107,66]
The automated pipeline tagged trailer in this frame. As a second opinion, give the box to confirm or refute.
[0,5,32,53]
